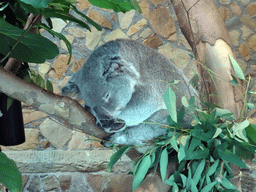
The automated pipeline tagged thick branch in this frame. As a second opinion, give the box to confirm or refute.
[0,67,108,139]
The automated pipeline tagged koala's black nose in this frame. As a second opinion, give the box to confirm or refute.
[99,118,126,133]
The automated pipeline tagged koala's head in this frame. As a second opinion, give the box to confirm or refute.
[62,41,140,133]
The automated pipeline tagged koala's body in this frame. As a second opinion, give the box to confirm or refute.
[62,39,199,146]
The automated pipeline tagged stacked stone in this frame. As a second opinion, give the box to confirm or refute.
[1,0,256,191]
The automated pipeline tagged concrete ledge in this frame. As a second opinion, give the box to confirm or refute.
[3,150,132,173]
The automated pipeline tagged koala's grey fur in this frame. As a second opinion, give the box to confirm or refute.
[62,39,199,146]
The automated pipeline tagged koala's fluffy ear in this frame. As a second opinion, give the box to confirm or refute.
[104,56,140,80]
[61,74,81,98]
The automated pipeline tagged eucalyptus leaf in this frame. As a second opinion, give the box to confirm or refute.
[221,177,237,190]
[201,181,217,192]
[217,146,247,169]
[107,145,131,172]
[245,124,256,145]
[160,147,168,181]
[164,88,177,123]
[19,0,53,8]
[207,159,219,176]
[46,79,54,92]
[89,0,141,13]
[178,146,186,163]
[132,155,151,190]
[192,159,205,185]
[0,19,59,63]
[229,54,245,80]
[0,152,23,192]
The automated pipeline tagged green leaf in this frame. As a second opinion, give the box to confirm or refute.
[89,0,141,13]
[0,152,23,192]
[207,159,219,176]
[221,177,237,190]
[190,179,198,192]
[36,74,46,89]
[46,79,54,92]
[132,155,151,190]
[41,8,90,30]
[247,102,255,109]
[229,54,245,80]
[107,145,131,172]
[217,146,247,169]
[160,147,168,181]
[180,174,187,188]
[19,0,53,8]
[245,124,256,145]
[231,120,249,142]
[201,181,217,192]
[193,159,205,185]
[71,5,102,31]
[181,96,189,108]
[39,23,72,64]
[0,19,59,63]
[178,146,186,163]
[164,88,177,123]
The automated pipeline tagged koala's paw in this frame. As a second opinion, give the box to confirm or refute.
[102,132,128,147]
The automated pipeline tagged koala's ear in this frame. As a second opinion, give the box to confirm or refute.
[61,75,80,96]
[105,56,140,79]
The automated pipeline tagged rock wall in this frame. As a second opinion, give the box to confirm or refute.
[1,0,256,191]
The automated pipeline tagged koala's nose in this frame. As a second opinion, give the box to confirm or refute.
[99,118,126,133]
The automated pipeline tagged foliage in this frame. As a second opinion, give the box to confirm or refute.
[108,56,256,191]
[0,0,141,191]
[0,152,22,192]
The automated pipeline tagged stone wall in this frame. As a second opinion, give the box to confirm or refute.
[1,0,256,191]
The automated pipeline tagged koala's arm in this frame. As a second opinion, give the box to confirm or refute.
[106,110,169,146]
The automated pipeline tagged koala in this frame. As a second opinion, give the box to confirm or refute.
[62,39,199,146]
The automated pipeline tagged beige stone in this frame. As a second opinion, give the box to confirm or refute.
[111,14,117,23]
[52,54,75,80]
[240,0,250,5]
[178,35,192,50]
[127,19,147,36]
[88,9,112,29]
[218,7,232,21]
[247,34,256,51]
[76,0,91,10]
[219,0,231,4]
[23,110,48,124]
[38,62,50,77]
[85,27,104,50]
[40,139,51,149]
[246,3,256,17]
[241,25,253,40]
[142,33,163,49]
[42,176,60,191]
[168,33,178,42]
[229,30,240,46]
[158,43,191,69]
[51,82,60,94]
[91,136,103,148]
[72,58,86,72]
[139,0,150,18]
[236,59,248,72]
[139,28,153,39]
[51,18,68,33]
[241,15,256,30]
[118,10,136,29]
[104,28,128,42]
[184,60,198,81]
[238,44,251,61]
[40,118,72,149]
[68,131,91,150]
[149,7,176,38]
[60,35,74,51]
[65,27,86,38]
[230,2,242,16]
[3,150,131,172]
[60,76,71,87]
[1,129,39,150]
[150,0,164,6]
